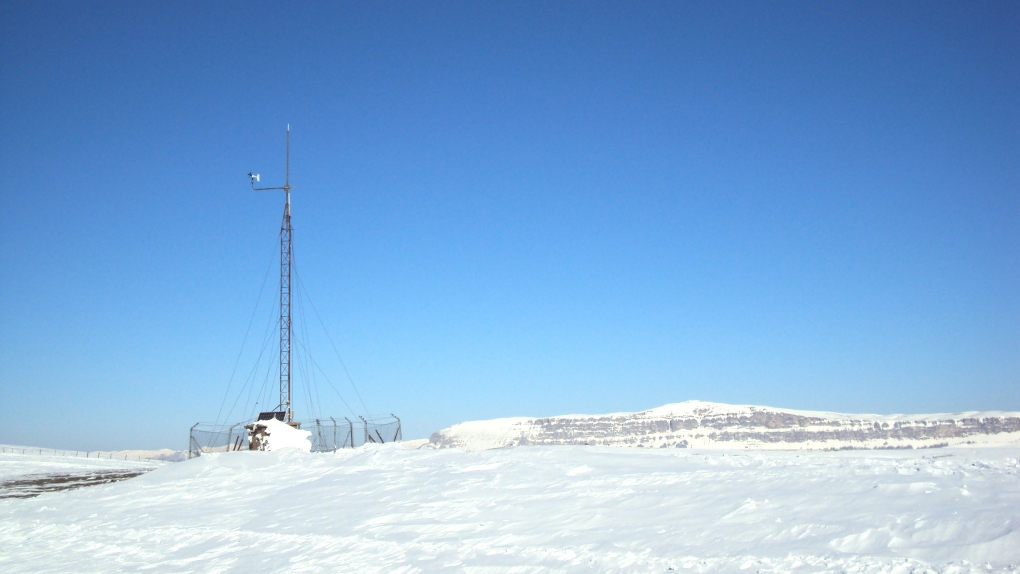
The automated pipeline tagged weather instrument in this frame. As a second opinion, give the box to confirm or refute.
[186,126,401,457]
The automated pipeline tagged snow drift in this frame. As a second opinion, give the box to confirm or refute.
[247,417,312,452]
[428,400,1020,451]
[2,445,1019,572]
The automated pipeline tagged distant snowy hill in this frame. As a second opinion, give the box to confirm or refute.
[100,449,186,462]
[428,400,1020,451]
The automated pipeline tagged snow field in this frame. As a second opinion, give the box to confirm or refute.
[0,445,1018,572]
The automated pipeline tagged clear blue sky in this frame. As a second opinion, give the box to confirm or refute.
[1,2,1017,450]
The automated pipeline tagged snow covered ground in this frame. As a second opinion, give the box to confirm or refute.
[0,450,163,482]
[1,443,1018,572]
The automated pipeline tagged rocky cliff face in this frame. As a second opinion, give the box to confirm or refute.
[429,401,1020,451]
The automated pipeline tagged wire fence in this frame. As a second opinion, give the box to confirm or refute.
[0,446,173,464]
[189,423,251,457]
[189,415,402,458]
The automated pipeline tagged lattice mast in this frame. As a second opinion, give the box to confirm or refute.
[249,125,294,422]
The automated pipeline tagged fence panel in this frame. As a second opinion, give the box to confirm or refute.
[189,416,401,458]
[189,424,250,458]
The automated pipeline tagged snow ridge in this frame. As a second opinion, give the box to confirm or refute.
[428,400,1020,451]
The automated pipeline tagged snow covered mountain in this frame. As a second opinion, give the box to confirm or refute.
[428,400,1020,451]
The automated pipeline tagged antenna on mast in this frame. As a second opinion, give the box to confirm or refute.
[249,126,295,423]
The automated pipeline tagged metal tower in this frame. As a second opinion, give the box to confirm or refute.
[249,125,294,422]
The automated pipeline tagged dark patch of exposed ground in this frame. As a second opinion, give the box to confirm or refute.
[0,469,152,499]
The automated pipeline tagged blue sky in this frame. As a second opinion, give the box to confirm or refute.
[1,2,1017,450]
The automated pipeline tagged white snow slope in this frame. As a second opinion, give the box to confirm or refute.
[1,444,1018,572]
[429,400,1020,451]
